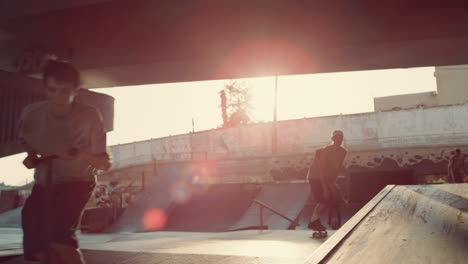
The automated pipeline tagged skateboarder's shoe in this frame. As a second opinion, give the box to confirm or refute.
[307,219,326,231]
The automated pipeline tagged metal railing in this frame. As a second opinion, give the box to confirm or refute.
[253,199,299,230]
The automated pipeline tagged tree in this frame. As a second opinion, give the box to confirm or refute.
[219,80,253,128]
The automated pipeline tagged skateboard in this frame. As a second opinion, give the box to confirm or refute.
[309,220,328,239]
[310,200,342,239]
[312,229,328,239]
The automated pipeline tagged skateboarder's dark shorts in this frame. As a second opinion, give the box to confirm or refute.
[22,181,95,261]
[309,178,327,203]
[453,171,465,183]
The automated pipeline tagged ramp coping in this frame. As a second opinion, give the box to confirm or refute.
[304,184,396,264]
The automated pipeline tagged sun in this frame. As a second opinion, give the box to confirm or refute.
[245,77,276,122]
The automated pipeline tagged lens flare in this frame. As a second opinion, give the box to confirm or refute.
[214,37,317,78]
[170,182,192,203]
[143,208,167,231]
[190,159,216,184]
[192,182,210,195]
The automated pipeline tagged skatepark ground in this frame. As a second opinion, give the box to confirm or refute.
[1,183,467,263]
[0,182,350,263]
[0,228,334,264]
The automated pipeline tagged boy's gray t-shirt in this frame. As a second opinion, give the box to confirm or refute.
[18,101,108,185]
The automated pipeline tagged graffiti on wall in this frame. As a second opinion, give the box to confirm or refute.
[268,146,467,183]
[104,145,467,192]
[89,180,142,209]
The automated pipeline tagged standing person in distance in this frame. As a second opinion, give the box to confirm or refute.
[448,148,466,183]
[307,130,347,238]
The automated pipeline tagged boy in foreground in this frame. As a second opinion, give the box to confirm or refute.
[19,60,112,263]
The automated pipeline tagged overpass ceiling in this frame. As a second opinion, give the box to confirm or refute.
[1,0,468,88]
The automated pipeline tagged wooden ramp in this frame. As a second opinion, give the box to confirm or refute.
[305,183,468,264]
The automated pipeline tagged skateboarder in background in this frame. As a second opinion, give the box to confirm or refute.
[18,60,112,263]
[307,130,347,238]
[448,149,466,183]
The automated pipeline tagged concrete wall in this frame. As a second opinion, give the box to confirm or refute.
[97,144,465,206]
[435,65,468,106]
[374,92,438,111]
[97,103,468,202]
[110,103,468,170]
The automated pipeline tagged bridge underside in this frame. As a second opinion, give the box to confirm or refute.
[1,0,468,88]
[1,0,468,157]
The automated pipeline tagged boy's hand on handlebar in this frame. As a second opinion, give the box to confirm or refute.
[23,154,39,169]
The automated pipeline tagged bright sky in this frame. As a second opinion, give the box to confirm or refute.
[0,67,436,186]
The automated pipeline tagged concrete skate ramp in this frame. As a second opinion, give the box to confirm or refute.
[0,190,20,214]
[0,207,21,228]
[230,183,310,231]
[108,163,192,233]
[164,184,259,232]
[306,183,468,264]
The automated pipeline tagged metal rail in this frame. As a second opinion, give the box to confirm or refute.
[253,199,299,230]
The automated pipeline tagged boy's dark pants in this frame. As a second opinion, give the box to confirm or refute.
[22,182,95,260]
[309,179,326,203]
